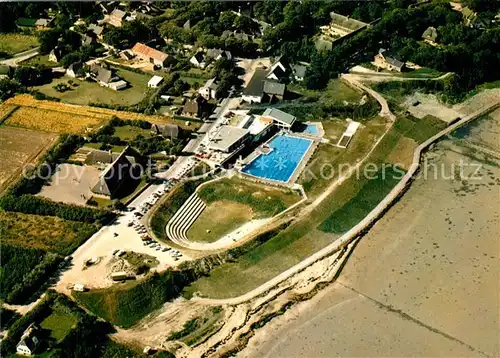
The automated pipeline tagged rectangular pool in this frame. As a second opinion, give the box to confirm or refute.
[241,134,313,182]
[304,123,319,135]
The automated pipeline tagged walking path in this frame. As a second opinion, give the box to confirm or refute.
[0,47,40,67]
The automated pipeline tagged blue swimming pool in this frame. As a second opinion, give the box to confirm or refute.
[241,134,313,182]
[304,124,319,135]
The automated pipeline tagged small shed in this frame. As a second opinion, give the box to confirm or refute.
[109,80,127,91]
[148,75,164,88]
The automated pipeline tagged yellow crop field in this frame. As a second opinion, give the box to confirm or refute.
[4,106,104,134]
[0,104,19,121]
[4,95,200,131]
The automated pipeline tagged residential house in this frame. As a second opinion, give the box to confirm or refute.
[242,68,267,103]
[148,75,164,88]
[49,47,63,63]
[88,64,127,90]
[87,24,104,40]
[91,147,140,199]
[266,56,291,82]
[35,18,53,29]
[131,42,172,68]
[82,31,97,46]
[84,148,137,166]
[422,26,438,45]
[66,62,83,78]
[374,48,405,72]
[151,123,180,139]
[262,108,296,129]
[16,323,39,356]
[291,64,307,81]
[206,49,232,61]
[189,51,206,68]
[108,8,126,27]
[183,96,204,118]
[262,81,285,103]
[120,49,135,60]
[242,66,287,103]
[221,30,253,42]
[198,77,218,100]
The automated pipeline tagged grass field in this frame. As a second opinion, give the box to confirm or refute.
[74,271,180,328]
[393,114,447,143]
[0,125,58,193]
[40,310,78,342]
[4,94,200,131]
[197,177,301,217]
[114,125,151,141]
[19,54,58,68]
[182,123,414,299]
[319,165,404,233]
[298,116,389,197]
[0,33,38,56]
[187,201,254,243]
[34,68,152,106]
[0,211,98,256]
[288,79,363,104]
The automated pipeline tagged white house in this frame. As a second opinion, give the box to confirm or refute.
[189,51,206,68]
[198,77,217,100]
[16,324,39,356]
[66,62,82,78]
[148,75,164,88]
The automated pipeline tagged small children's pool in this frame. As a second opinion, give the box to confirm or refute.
[304,123,319,135]
[241,134,313,182]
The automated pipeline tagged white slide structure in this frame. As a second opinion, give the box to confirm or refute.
[166,193,206,246]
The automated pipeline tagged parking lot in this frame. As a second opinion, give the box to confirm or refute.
[55,181,189,292]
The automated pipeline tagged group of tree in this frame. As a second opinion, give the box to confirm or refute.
[211,57,244,98]
[303,1,500,94]
[103,19,158,49]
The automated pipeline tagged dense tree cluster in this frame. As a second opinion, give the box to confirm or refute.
[304,2,500,94]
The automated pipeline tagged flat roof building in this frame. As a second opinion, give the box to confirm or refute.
[207,125,250,153]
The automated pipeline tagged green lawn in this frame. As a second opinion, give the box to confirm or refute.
[393,114,446,143]
[40,311,78,342]
[33,67,152,106]
[298,116,389,197]
[288,79,363,104]
[84,143,126,152]
[319,165,404,233]
[0,33,38,57]
[400,67,443,79]
[187,200,254,243]
[197,177,301,218]
[114,125,151,141]
[19,54,59,68]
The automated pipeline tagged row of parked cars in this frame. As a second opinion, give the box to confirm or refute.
[132,181,176,219]
[128,181,183,260]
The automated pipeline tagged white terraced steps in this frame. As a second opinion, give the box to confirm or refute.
[166,192,206,245]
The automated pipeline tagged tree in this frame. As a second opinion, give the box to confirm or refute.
[219,11,237,29]
[38,29,62,54]
[233,15,259,34]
